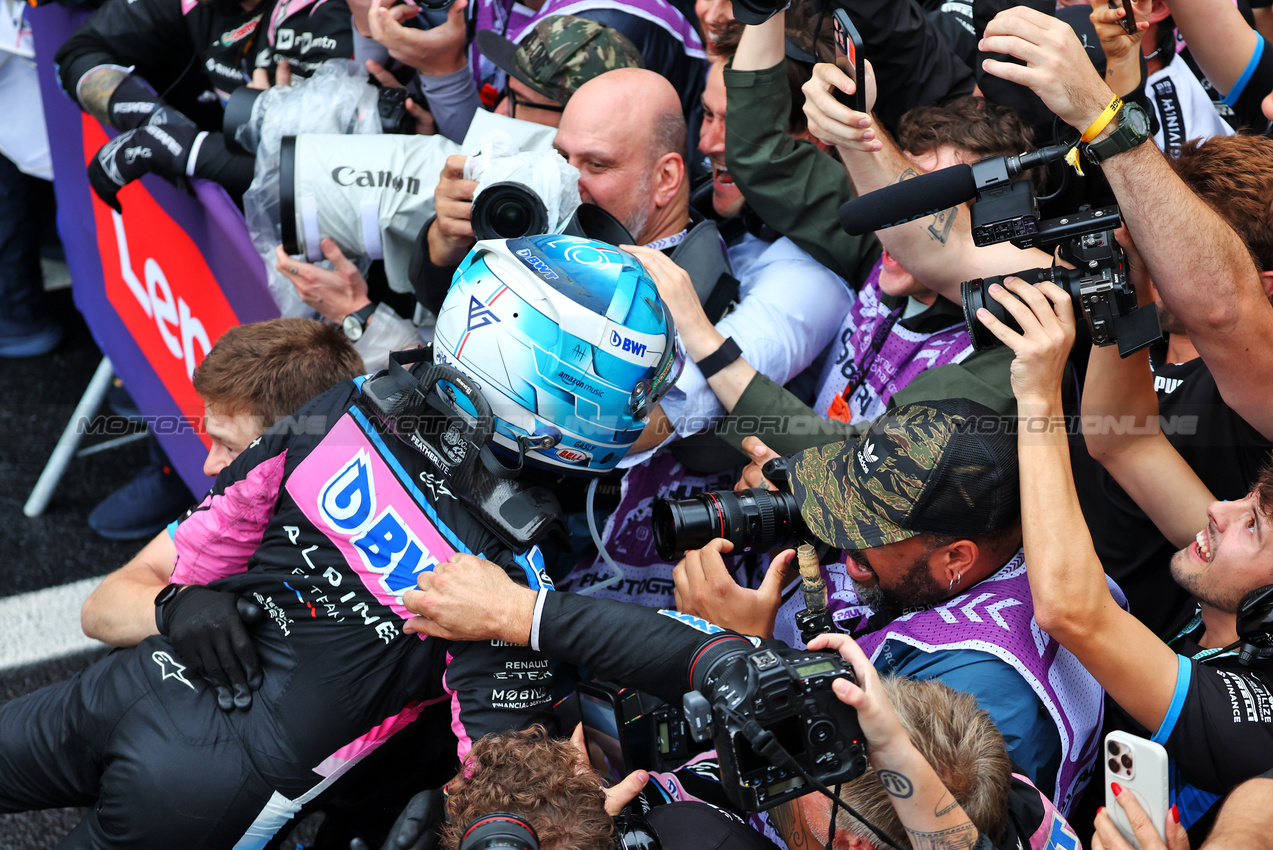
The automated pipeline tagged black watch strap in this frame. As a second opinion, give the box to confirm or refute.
[696,336,742,379]
[154,582,184,633]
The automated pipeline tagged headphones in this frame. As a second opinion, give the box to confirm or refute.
[1236,584,1273,666]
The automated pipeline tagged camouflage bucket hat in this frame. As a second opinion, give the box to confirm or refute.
[475,16,645,106]
[789,398,1019,550]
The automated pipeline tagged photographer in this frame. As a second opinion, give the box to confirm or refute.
[974,266,1273,836]
[402,560,1076,850]
[670,398,1104,815]
[54,0,355,209]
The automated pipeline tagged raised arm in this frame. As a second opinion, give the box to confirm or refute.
[975,274,1180,734]
[800,61,1050,304]
[1158,0,1260,96]
[1080,232,1213,548]
[980,5,1273,440]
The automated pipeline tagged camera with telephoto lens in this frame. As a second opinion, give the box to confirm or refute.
[652,457,807,560]
[959,149,1161,358]
[681,639,868,811]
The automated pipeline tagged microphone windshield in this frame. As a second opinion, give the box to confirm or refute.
[838,164,976,236]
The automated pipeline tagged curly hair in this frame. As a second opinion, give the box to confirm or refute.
[897,97,1044,194]
[441,725,614,850]
[1171,134,1273,275]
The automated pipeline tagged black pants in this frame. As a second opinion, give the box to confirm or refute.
[0,636,312,849]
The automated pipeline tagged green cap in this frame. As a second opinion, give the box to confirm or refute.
[789,398,1019,550]
[475,16,645,106]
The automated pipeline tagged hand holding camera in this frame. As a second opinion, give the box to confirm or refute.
[672,539,797,639]
[805,632,913,764]
[366,0,469,76]
[980,6,1117,133]
[974,277,1077,405]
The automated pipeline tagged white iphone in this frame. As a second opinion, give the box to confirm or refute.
[1104,731,1170,849]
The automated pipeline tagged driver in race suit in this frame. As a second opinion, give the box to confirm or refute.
[0,374,555,849]
[0,235,678,849]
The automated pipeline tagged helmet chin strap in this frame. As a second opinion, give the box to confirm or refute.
[480,433,559,480]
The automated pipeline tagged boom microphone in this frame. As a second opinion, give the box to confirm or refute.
[837,164,975,236]
[837,143,1071,237]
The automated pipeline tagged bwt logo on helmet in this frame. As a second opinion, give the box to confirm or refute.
[609,330,648,359]
[319,449,440,595]
[515,248,559,281]
[331,167,421,195]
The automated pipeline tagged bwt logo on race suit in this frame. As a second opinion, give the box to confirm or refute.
[319,449,440,596]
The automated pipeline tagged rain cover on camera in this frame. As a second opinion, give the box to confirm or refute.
[242,61,382,316]
[433,235,682,476]
[463,131,581,235]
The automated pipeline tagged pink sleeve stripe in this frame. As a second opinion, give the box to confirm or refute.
[171,452,288,586]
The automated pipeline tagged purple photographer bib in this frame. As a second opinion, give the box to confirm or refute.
[812,260,975,425]
[560,451,760,609]
[774,553,1120,816]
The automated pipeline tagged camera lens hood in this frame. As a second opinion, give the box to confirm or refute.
[471,181,549,241]
[222,86,264,155]
[279,136,300,256]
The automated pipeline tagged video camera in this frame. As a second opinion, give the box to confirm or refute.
[682,639,868,811]
[652,457,808,560]
[956,145,1162,357]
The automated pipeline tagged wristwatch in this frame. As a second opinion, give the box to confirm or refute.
[154,582,185,633]
[341,302,377,342]
[1084,102,1152,165]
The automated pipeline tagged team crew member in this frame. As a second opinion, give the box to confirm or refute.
[0,237,676,848]
[53,0,354,207]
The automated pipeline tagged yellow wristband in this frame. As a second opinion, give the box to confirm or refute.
[1080,96,1123,143]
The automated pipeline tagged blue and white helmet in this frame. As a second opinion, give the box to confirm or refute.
[433,235,684,476]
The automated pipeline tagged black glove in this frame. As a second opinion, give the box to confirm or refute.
[88,123,202,212]
[158,585,265,711]
[349,788,443,850]
[107,74,197,133]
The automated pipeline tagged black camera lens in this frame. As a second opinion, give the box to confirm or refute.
[961,269,1082,350]
[1108,741,1120,756]
[1108,757,1120,773]
[652,487,806,560]
[471,182,549,241]
[1121,753,1133,770]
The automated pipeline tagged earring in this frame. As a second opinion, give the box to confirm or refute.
[948,576,955,592]
[948,573,962,592]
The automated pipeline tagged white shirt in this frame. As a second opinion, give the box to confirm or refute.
[1147,53,1234,157]
[623,232,853,465]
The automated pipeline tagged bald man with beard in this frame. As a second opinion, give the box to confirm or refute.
[419,68,692,274]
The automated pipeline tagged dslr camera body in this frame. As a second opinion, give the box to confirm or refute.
[684,641,868,811]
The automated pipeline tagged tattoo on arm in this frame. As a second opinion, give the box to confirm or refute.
[934,792,959,818]
[891,166,958,245]
[904,824,981,850]
[877,770,915,798]
[926,206,957,245]
[78,68,129,126]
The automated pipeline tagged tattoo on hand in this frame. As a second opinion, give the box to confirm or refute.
[79,68,129,126]
[934,792,959,818]
[905,824,980,850]
[877,770,915,798]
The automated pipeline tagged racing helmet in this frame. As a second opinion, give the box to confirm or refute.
[433,235,683,476]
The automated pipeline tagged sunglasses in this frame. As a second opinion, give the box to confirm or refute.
[506,86,565,120]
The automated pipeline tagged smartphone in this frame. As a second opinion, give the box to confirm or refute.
[1104,731,1169,849]
[577,684,631,785]
[832,8,866,114]
[1110,0,1137,36]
